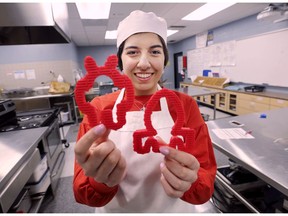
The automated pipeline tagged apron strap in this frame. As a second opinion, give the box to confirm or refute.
[112,85,170,116]
[112,88,125,120]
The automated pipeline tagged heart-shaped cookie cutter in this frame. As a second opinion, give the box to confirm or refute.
[133,88,195,154]
[74,55,134,130]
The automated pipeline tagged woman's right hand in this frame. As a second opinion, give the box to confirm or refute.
[74,124,127,187]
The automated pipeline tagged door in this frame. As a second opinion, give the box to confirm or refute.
[173,52,183,89]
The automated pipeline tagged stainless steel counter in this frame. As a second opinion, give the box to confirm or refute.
[177,86,221,119]
[0,89,79,124]
[206,107,288,197]
[0,127,48,212]
[0,89,74,101]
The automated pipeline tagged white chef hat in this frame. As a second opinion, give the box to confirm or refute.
[117,10,167,48]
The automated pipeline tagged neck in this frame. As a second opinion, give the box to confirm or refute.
[133,95,152,111]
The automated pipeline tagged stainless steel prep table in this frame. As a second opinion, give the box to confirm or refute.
[206,107,288,211]
[0,89,78,124]
[0,127,48,212]
[177,86,221,119]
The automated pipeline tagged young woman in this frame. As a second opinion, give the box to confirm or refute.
[73,10,217,213]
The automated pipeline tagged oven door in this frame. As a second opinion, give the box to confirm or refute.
[45,118,62,162]
[44,117,65,195]
[44,117,64,175]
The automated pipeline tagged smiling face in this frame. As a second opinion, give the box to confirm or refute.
[120,32,165,96]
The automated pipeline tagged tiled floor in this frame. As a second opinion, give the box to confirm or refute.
[60,142,75,178]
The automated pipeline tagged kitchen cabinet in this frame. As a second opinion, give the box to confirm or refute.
[236,93,270,115]
[216,90,228,111]
[227,93,238,114]
[180,82,288,116]
[270,98,288,110]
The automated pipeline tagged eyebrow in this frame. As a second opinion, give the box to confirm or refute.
[124,44,163,50]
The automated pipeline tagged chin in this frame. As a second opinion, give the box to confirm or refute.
[136,84,157,94]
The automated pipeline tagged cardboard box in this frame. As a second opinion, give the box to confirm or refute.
[49,81,70,93]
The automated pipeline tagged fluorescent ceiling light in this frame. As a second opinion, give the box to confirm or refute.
[167,30,178,37]
[257,5,284,21]
[76,3,111,19]
[105,30,117,40]
[105,30,178,40]
[274,10,288,23]
[182,3,236,21]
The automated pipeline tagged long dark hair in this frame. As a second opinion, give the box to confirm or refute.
[117,35,169,71]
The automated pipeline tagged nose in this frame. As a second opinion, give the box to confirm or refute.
[137,54,151,70]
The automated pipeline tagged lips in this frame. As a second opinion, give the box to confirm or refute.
[135,73,153,80]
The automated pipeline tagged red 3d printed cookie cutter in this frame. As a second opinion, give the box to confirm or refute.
[74,55,134,130]
[133,88,195,154]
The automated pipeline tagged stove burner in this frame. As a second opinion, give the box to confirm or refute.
[34,114,49,119]
[0,108,58,132]
[20,122,41,129]
[18,116,33,122]
[31,122,41,127]
[0,125,19,132]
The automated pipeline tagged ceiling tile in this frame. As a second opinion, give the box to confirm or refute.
[67,3,270,46]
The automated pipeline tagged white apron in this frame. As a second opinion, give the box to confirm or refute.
[95,88,202,213]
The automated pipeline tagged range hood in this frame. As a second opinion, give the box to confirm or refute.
[0,3,71,45]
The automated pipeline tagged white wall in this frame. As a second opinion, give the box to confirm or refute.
[0,43,79,89]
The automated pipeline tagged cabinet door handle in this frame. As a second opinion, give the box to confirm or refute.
[51,151,65,178]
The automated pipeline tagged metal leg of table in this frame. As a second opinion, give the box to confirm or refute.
[71,95,78,125]
[213,94,217,120]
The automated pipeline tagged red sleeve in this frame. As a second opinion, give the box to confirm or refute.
[170,91,217,204]
[73,93,120,207]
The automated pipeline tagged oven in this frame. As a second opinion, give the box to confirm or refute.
[43,117,66,194]
[0,99,65,195]
[45,117,62,165]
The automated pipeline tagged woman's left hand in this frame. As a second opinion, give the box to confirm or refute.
[157,137,200,198]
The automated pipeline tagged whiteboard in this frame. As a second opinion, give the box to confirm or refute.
[187,28,288,87]
[187,40,236,76]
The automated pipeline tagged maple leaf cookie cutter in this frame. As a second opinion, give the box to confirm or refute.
[74,55,134,130]
[133,88,195,154]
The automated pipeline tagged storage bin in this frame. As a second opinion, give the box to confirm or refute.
[60,111,69,122]
[28,154,48,183]
[26,170,51,195]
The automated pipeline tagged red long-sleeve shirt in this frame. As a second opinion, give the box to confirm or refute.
[73,89,217,207]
